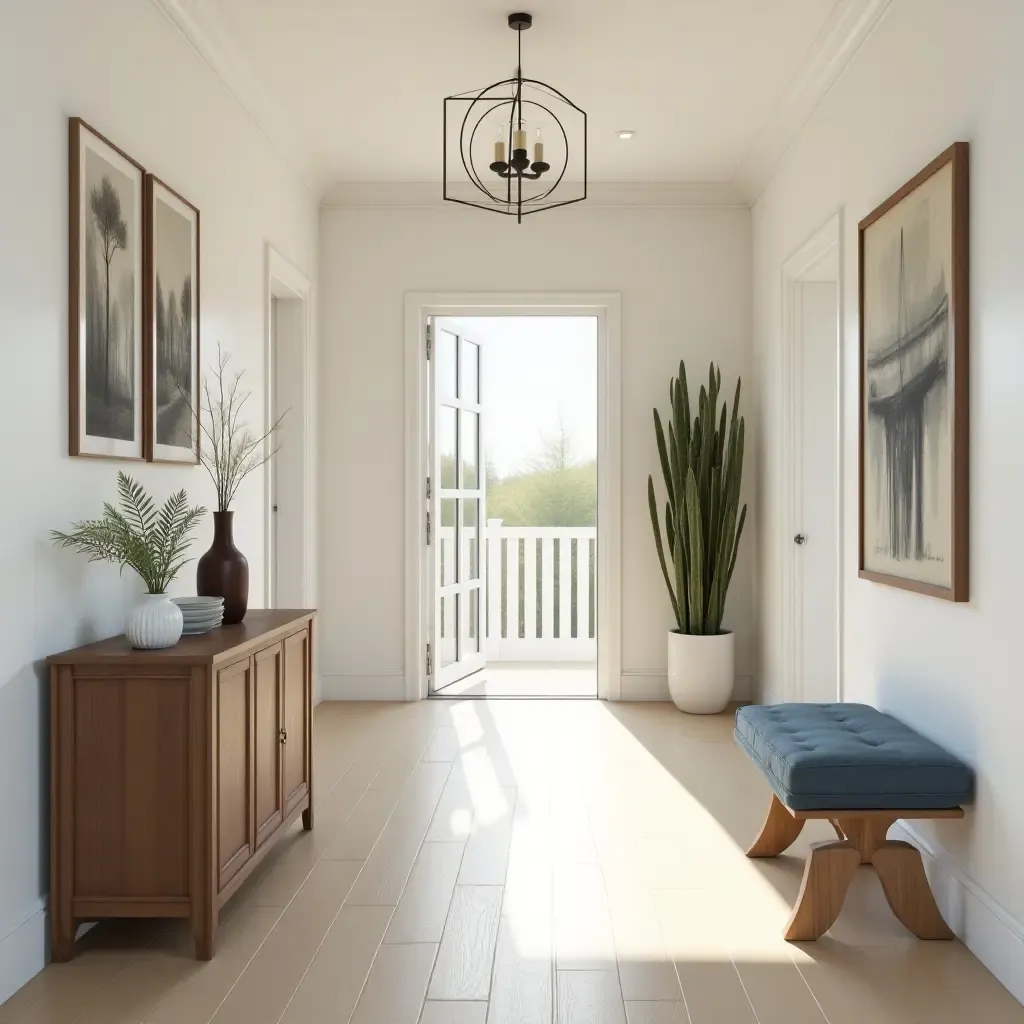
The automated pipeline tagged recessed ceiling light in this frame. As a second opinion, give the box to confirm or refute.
[616,130,636,140]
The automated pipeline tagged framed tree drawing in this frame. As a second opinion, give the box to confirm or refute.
[144,176,200,463]
[69,118,145,459]
[858,142,969,601]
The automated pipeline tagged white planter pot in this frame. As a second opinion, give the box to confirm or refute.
[125,593,184,650]
[666,630,734,714]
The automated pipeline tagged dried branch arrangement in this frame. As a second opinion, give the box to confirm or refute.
[194,343,286,512]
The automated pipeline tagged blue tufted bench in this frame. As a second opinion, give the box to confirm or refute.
[735,703,973,941]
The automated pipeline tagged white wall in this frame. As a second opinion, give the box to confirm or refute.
[753,0,1024,999]
[319,203,753,701]
[0,0,318,1001]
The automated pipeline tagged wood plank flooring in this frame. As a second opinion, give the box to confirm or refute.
[2,698,1023,1024]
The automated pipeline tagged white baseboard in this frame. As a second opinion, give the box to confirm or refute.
[0,898,46,1007]
[892,823,1024,1006]
[319,673,406,701]
[619,673,753,703]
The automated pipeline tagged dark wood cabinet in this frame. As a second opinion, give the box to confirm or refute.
[49,610,316,961]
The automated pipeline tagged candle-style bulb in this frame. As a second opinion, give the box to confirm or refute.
[494,119,507,164]
[533,126,544,163]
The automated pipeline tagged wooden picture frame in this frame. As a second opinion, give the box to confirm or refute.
[69,118,146,460]
[858,142,969,601]
[144,175,200,463]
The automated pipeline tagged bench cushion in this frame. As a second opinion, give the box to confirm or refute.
[734,703,973,811]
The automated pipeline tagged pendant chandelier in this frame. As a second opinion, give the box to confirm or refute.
[443,13,587,223]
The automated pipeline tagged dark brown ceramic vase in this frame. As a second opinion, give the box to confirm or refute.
[197,511,249,624]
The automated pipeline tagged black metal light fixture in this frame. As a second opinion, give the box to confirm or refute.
[443,12,587,223]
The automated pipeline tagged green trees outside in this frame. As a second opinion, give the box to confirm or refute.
[487,422,596,527]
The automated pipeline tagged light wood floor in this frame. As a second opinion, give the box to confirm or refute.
[3,699,1022,1024]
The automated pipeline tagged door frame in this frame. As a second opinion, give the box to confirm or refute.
[779,213,844,703]
[404,292,622,702]
[264,244,314,611]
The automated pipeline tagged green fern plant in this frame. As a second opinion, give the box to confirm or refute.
[51,472,206,594]
[648,361,747,635]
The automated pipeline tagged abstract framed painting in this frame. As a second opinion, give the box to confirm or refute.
[858,142,969,601]
[69,118,145,459]
[144,176,200,463]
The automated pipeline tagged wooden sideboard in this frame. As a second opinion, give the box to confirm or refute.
[47,609,316,960]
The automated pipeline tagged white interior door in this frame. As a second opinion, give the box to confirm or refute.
[430,320,486,690]
[796,281,839,702]
[269,296,279,607]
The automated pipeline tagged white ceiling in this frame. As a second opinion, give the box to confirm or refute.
[159,0,890,202]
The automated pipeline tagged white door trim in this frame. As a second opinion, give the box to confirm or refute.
[404,292,622,702]
[779,213,843,703]
[264,243,314,610]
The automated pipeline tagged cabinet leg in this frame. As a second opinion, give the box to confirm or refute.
[193,920,216,961]
[50,918,76,963]
[302,799,314,831]
[192,904,217,961]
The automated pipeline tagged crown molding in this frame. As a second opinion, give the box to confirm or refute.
[147,0,325,195]
[733,0,892,202]
[320,181,748,210]
[150,0,889,208]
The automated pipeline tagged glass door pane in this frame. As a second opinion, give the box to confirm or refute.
[461,585,481,657]
[440,593,459,668]
[461,411,479,489]
[462,500,479,581]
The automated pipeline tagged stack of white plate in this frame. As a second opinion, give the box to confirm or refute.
[172,596,225,635]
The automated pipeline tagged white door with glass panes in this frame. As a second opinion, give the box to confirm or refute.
[430,320,486,690]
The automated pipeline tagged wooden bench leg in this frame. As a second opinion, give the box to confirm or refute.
[834,816,896,864]
[747,794,806,858]
[872,840,954,939]
[784,840,860,941]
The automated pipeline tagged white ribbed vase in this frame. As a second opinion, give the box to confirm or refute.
[125,593,184,649]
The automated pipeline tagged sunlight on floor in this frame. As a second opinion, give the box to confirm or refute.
[5,698,1021,1024]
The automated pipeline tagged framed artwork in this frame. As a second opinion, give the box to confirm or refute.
[858,142,969,601]
[145,176,200,463]
[69,118,145,459]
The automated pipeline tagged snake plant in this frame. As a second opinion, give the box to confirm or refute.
[648,361,747,635]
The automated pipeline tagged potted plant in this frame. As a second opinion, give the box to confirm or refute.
[192,344,285,624]
[52,472,206,649]
[648,361,747,714]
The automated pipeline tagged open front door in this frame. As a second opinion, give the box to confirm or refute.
[430,319,486,691]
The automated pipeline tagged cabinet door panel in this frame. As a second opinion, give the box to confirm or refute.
[254,643,284,848]
[73,676,190,898]
[282,629,310,815]
[217,658,252,890]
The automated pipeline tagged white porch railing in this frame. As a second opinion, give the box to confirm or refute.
[437,519,597,663]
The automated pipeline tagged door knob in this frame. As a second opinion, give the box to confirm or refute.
[794,533,807,545]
